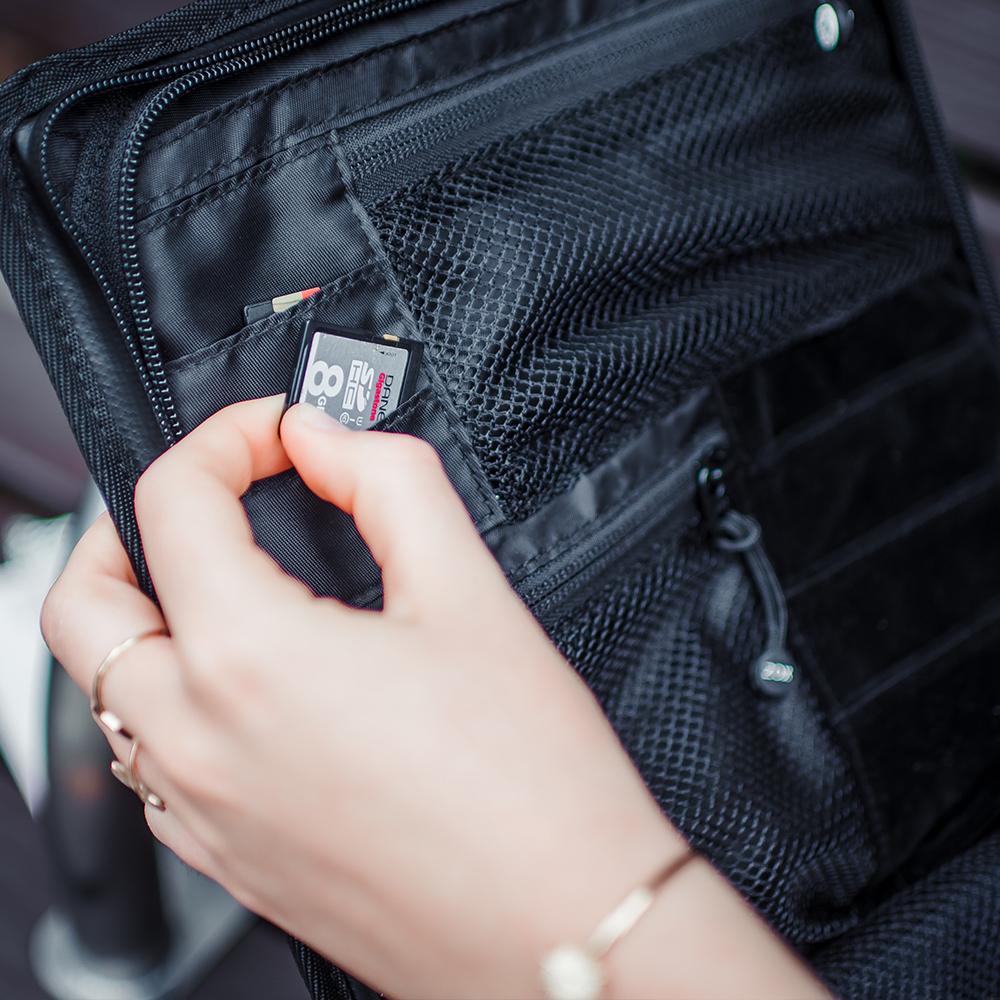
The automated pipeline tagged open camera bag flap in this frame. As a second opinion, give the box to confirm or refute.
[3,0,1000,996]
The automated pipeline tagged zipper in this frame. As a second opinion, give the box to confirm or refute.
[41,0,808,447]
[516,426,727,620]
[38,0,432,445]
[697,452,798,698]
[347,0,807,193]
[517,429,797,698]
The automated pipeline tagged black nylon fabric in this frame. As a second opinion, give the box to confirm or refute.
[1,1,999,999]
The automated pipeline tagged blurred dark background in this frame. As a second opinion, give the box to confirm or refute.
[0,2,180,66]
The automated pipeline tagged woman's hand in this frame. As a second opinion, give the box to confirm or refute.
[41,396,825,1000]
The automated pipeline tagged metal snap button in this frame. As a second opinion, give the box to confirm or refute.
[814,3,855,52]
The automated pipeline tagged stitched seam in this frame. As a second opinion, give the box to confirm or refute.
[143,0,534,157]
[236,389,499,528]
[360,15,803,221]
[136,0,646,214]
[750,334,980,471]
[783,616,890,874]
[372,385,433,432]
[136,136,328,235]
[122,3,267,56]
[833,596,1000,722]
[239,391,437,504]
[242,466,298,503]
[327,131,421,340]
[324,130,501,519]
[3,165,134,469]
[348,0,721,185]
[3,1,272,103]
[139,130,314,213]
[115,3,267,60]
[0,0,298,157]
[435,393,502,526]
[412,391,500,521]
[166,262,380,375]
[242,386,500,610]
[507,455,702,584]
[785,467,1000,600]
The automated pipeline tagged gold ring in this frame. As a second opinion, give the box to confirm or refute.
[90,627,168,739]
[111,740,166,812]
[129,740,166,812]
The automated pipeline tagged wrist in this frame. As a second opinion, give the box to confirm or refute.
[516,799,684,998]
[600,855,830,1000]
[541,847,696,1000]
[521,816,829,1000]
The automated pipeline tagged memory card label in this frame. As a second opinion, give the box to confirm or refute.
[287,323,422,430]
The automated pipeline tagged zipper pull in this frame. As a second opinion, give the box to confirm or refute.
[697,457,798,699]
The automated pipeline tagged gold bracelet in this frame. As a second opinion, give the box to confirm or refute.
[540,850,697,1000]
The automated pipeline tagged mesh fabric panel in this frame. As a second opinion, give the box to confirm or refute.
[548,526,876,947]
[814,830,1000,999]
[366,15,954,520]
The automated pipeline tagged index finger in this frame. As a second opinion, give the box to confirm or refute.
[135,395,307,634]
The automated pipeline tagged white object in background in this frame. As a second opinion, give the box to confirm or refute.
[0,513,73,814]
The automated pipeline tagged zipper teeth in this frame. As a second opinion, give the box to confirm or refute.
[42,0,428,445]
[38,90,170,437]
[519,428,726,609]
[351,0,802,180]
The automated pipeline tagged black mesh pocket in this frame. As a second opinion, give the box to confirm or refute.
[365,9,954,521]
[546,524,876,947]
[813,829,1000,999]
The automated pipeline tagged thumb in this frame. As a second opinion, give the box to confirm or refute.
[280,403,490,614]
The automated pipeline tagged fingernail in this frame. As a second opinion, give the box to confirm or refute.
[286,403,347,433]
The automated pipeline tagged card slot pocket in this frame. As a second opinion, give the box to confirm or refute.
[787,474,1000,708]
[724,265,989,461]
[124,0,954,538]
[832,592,1000,725]
[750,333,979,474]
[784,465,1000,602]
[243,385,502,605]
[141,135,384,363]
[137,0,755,366]
[164,263,411,433]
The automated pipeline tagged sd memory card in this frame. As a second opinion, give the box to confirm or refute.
[244,286,320,325]
[286,322,423,430]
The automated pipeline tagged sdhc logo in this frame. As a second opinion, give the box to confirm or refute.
[306,358,375,412]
